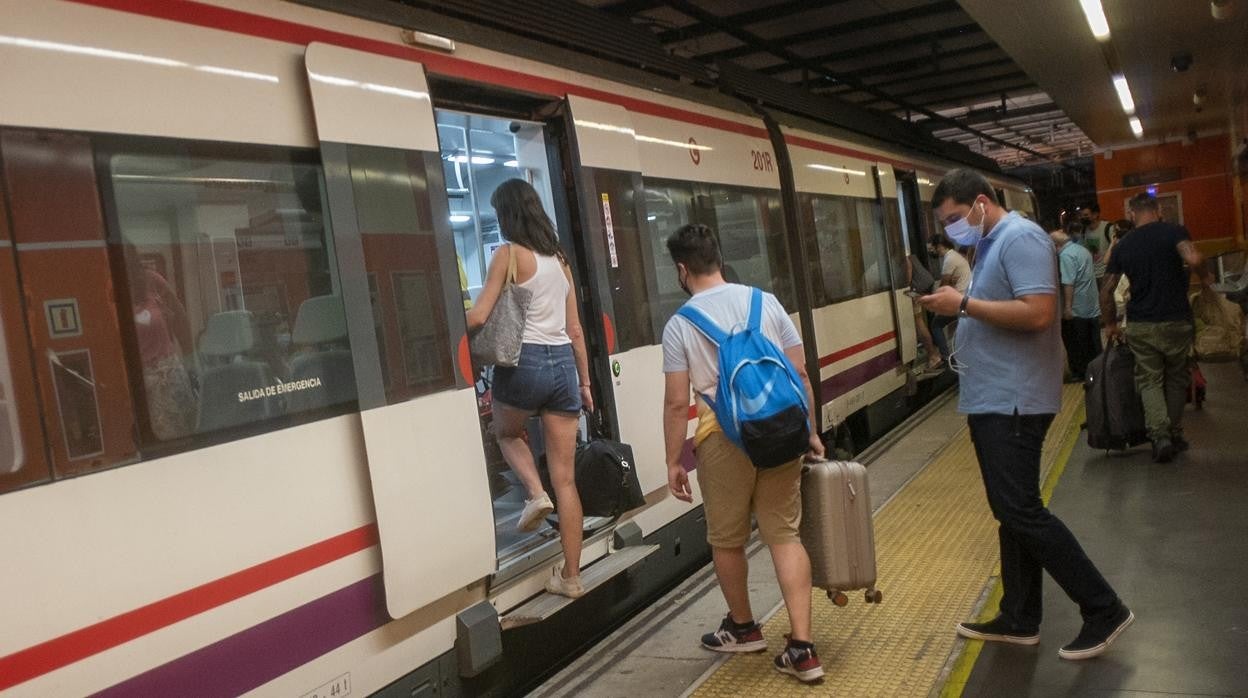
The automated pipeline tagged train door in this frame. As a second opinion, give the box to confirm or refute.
[430,104,618,578]
[871,165,912,366]
[303,43,495,619]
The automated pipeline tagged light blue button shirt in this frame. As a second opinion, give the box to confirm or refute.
[956,212,1063,416]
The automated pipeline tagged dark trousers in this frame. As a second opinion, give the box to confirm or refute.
[1060,317,1103,380]
[967,412,1119,629]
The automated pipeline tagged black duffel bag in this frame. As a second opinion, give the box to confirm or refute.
[539,438,646,518]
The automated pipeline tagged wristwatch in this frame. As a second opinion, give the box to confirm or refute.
[958,294,970,318]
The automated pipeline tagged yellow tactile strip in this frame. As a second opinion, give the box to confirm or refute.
[693,386,1084,697]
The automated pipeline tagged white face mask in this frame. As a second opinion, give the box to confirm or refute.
[944,201,986,247]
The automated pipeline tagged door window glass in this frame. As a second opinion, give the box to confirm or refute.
[802,193,865,305]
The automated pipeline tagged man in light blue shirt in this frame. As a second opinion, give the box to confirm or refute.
[1052,225,1103,381]
[919,170,1132,661]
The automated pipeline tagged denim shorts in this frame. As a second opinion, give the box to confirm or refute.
[492,343,582,415]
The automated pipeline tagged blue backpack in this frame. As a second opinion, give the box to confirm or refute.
[677,287,811,468]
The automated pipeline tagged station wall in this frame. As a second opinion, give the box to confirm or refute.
[1094,133,1238,252]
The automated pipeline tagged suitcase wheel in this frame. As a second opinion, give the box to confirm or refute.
[865,589,883,604]
[829,591,849,607]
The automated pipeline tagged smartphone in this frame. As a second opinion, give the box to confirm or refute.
[904,289,922,298]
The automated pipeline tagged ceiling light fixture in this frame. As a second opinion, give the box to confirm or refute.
[1112,74,1135,114]
[1129,117,1144,138]
[1079,0,1112,40]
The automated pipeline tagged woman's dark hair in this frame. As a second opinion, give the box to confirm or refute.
[1112,218,1133,239]
[928,232,955,250]
[931,169,998,209]
[666,223,722,274]
[490,178,565,264]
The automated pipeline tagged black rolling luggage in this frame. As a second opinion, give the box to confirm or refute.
[1084,342,1147,450]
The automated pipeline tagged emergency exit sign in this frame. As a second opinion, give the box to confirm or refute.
[44,298,82,338]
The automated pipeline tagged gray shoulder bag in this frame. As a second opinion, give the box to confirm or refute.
[469,245,532,367]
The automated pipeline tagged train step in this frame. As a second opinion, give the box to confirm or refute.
[500,544,660,630]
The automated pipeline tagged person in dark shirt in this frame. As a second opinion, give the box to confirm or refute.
[1100,193,1212,462]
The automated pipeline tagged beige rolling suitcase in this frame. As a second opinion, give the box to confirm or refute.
[799,459,882,606]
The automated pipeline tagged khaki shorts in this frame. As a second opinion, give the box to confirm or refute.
[695,431,803,548]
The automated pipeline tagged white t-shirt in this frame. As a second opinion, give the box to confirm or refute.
[661,284,803,402]
[941,250,972,293]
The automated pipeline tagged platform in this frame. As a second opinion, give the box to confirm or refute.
[533,363,1246,697]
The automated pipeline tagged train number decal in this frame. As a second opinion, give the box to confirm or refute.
[751,149,774,173]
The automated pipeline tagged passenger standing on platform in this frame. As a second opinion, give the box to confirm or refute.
[920,169,1133,660]
[660,223,826,683]
[1100,192,1212,463]
[1051,226,1102,381]
[1079,202,1113,284]
[466,179,593,598]
[927,233,971,368]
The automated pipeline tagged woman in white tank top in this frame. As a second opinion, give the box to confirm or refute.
[465,179,592,598]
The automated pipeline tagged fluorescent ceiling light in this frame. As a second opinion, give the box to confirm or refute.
[449,214,471,223]
[469,156,494,165]
[1079,0,1111,40]
[635,134,714,151]
[808,163,867,176]
[1129,117,1143,138]
[503,159,519,167]
[1112,74,1135,114]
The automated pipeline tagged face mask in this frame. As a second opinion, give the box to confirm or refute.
[944,201,985,247]
[677,266,692,297]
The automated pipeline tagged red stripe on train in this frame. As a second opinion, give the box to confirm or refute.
[0,524,378,691]
[818,331,896,369]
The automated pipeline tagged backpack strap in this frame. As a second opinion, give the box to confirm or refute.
[747,287,763,332]
[676,304,728,346]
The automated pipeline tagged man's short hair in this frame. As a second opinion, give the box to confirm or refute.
[1083,202,1101,214]
[931,169,999,209]
[1050,230,1070,246]
[1065,218,1085,236]
[666,223,722,274]
[1127,192,1160,213]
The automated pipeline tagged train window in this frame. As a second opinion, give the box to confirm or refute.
[642,179,699,323]
[593,169,657,351]
[344,145,455,402]
[857,198,892,295]
[706,185,795,311]
[880,199,906,291]
[105,140,355,445]
[801,193,865,306]
[643,179,793,325]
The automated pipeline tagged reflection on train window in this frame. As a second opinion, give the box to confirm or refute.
[643,179,792,325]
[880,199,906,293]
[802,194,864,305]
[344,145,454,402]
[107,143,355,444]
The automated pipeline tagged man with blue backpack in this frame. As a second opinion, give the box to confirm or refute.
[660,223,826,683]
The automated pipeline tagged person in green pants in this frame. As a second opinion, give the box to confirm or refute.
[1099,193,1213,462]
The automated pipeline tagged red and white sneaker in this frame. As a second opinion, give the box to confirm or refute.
[699,614,767,653]
[773,637,824,683]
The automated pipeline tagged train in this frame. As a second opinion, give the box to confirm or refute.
[0,1,1037,696]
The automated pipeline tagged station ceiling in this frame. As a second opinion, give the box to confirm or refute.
[577,0,1094,167]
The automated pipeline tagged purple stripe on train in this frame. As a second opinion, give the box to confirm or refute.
[92,575,387,698]
[820,351,903,400]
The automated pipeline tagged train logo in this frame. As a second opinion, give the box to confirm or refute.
[688,137,701,165]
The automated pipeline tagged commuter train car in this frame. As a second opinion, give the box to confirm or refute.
[0,1,1037,695]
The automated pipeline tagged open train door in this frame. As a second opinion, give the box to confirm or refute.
[303,43,494,618]
[562,97,674,516]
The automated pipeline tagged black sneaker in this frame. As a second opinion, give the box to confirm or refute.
[773,637,824,683]
[1059,605,1134,660]
[700,614,767,653]
[1172,435,1190,452]
[955,615,1040,645]
[1152,438,1175,463]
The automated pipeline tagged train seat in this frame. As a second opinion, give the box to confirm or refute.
[286,295,355,412]
[195,310,278,432]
